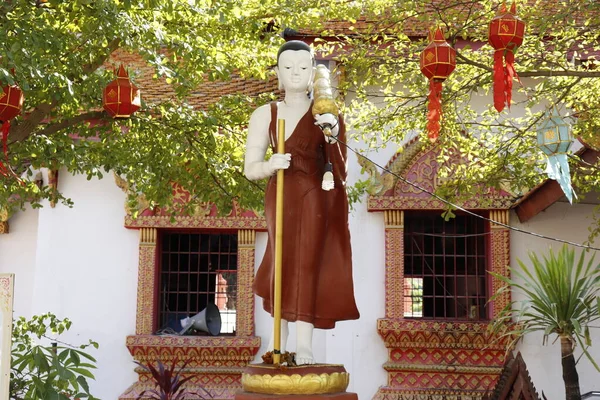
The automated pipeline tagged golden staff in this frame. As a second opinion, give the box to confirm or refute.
[273,118,285,365]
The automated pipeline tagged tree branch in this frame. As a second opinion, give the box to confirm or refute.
[456,51,600,78]
[517,69,600,78]
[36,111,110,137]
[80,38,121,77]
[8,102,58,144]
[8,38,122,145]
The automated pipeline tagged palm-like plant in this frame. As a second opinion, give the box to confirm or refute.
[490,244,600,400]
[135,359,211,400]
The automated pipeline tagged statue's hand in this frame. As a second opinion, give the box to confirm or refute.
[267,153,291,174]
[314,113,339,143]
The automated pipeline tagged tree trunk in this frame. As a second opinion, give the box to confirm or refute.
[561,336,581,400]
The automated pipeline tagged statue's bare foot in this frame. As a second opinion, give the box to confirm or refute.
[295,321,315,365]
[295,348,315,365]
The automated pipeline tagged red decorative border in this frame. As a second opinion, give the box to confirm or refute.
[368,196,513,211]
[125,334,261,367]
[376,319,509,397]
[385,225,404,319]
[125,215,266,230]
[378,320,508,351]
[370,142,513,399]
[122,209,261,399]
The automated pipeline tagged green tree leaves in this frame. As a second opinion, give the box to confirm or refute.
[10,313,99,400]
[2,0,600,224]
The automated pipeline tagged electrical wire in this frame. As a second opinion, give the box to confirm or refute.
[336,138,600,251]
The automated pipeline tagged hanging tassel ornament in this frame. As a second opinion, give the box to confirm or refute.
[488,2,525,112]
[536,106,576,203]
[322,161,334,190]
[0,80,25,177]
[420,28,456,142]
[0,121,10,176]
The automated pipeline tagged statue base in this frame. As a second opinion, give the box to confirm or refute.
[236,392,358,400]
[240,363,353,396]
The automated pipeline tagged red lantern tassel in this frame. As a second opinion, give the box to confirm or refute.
[505,50,517,109]
[427,80,442,142]
[0,121,9,176]
[493,49,506,112]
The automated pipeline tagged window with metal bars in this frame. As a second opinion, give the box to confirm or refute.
[158,232,238,335]
[403,212,489,320]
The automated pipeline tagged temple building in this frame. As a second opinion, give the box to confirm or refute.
[1,27,599,400]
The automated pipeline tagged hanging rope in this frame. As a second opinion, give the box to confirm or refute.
[336,137,600,251]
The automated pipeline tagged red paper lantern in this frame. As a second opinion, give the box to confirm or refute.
[0,83,24,176]
[103,64,141,118]
[0,84,24,122]
[420,28,456,142]
[488,2,525,112]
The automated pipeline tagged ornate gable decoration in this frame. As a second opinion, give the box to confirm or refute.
[483,352,541,400]
[366,138,515,211]
[115,174,266,230]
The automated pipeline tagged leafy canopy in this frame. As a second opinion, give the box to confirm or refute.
[2,0,600,224]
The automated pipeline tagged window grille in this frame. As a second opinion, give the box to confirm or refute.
[158,232,238,335]
[403,213,488,320]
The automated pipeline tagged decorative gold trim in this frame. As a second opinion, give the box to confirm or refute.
[113,173,150,215]
[367,143,515,212]
[139,227,157,245]
[368,196,513,211]
[0,208,9,235]
[490,228,511,319]
[238,229,256,248]
[0,273,15,399]
[384,363,504,374]
[490,209,509,228]
[384,210,404,228]
[136,228,157,334]
[241,372,350,395]
[237,230,257,336]
[125,215,266,230]
[384,227,404,319]
[374,388,485,400]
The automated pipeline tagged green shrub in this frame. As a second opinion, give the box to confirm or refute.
[10,313,99,400]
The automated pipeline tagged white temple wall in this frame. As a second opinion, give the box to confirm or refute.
[511,202,600,397]
[3,173,600,399]
[1,169,140,400]
[0,205,39,318]
[2,133,600,399]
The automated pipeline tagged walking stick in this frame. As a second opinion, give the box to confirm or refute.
[273,119,285,364]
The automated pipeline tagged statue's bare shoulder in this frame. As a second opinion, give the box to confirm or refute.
[249,103,272,124]
[248,104,274,141]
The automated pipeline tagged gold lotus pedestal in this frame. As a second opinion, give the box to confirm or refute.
[235,364,358,400]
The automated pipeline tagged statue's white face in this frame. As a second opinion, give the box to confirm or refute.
[276,50,314,93]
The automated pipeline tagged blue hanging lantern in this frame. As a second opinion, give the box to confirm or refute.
[536,106,576,203]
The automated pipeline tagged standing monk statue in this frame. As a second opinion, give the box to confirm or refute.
[244,40,360,365]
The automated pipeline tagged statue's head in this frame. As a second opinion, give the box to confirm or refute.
[275,40,315,92]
